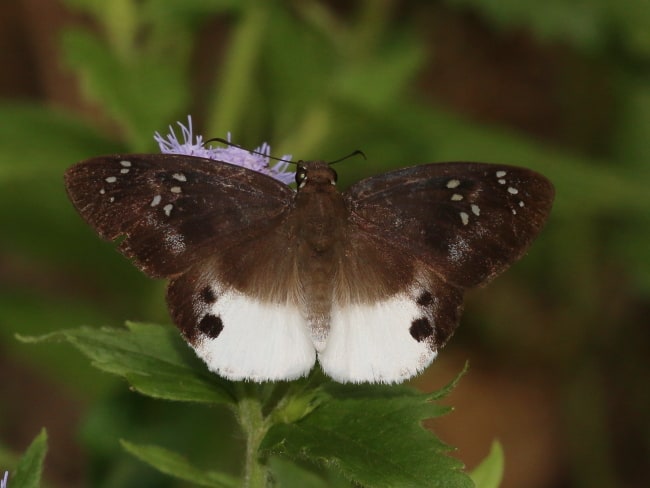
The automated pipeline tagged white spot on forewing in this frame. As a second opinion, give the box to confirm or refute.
[109,197,115,203]
[120,168,130,174]
[512,209,518,215]
[319,294,437,384]
[496,170,507,178]
[451,193,463,201]
[163,203,173,216]
[460,211,469,226]
[446,179,461,189]
[193,291,315,381]
[170,186,182,194]
[508,187,519,194]
[99,188,105,195]
[120,160,132,167]
[150,195,162,207]
[471,204,480,216]
[172,173,187,182]
[105,176,117,183]
[519,200,525,207]
[498,178,506,185]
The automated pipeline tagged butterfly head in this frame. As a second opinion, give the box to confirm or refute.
[295,161,338,191]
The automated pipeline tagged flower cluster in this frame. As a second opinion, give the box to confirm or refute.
[154,116,294,185]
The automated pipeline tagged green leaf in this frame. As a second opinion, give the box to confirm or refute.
[61,28,189,150]
[2,291,122,398]
[0,103,122,182]
[9,429,48,488]
[268,456,351,488]
[17,322,235,405]
[332,32,424,111]
[470,440,504,488]
[121,440,239,488]
[262,378,473,488]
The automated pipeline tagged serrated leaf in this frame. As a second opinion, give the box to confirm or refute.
[262,380,473,488]
[470,440,504,488]
[9,429,48,488]
[17,322,234,405]
[121,440,239,488]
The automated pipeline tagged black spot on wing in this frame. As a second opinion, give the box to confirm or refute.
[198,314,224,338]
[410,317,434,342]
[416,290,433,307]
[200,285,217,304]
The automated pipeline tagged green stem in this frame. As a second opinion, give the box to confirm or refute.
[236,386,271,488]
[206,1,269,138]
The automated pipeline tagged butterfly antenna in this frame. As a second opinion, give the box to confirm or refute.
[328,150,367,166]
[204,137,296,166]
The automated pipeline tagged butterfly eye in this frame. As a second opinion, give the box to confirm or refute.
[295,166,307,187]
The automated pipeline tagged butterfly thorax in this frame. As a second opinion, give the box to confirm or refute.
[294,161,344,251]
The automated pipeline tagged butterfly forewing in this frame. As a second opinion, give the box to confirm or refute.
[345,162,554,288]
[64,154,294,277]
[66,153,317,382]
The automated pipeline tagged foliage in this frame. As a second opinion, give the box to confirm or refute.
[19,324,473,487]
[469,441,504,488]
[5,430,48,488]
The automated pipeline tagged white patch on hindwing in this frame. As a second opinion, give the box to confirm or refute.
[188,279,441,383]
[192,289,315,381]
[318,288,438,384]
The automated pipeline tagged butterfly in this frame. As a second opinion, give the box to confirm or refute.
[65,154,554,383]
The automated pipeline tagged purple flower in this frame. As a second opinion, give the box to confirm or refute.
[1,471,7,488]
[154,116,295,185]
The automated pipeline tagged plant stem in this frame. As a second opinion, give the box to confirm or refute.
[206,1,269,139]
[236,387,271,488]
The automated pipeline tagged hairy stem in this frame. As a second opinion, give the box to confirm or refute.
[236,386,271,488]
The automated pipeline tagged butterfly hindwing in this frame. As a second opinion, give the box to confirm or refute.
[64,154,294,277]
[167,265,315,382]
[320,228,464,383]
[345,162,554,288]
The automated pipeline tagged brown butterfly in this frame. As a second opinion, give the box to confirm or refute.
[65,154,554,383]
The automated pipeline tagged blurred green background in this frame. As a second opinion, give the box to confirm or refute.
[1,1,648,487]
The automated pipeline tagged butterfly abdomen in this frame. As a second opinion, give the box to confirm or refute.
[292,181,350,347]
